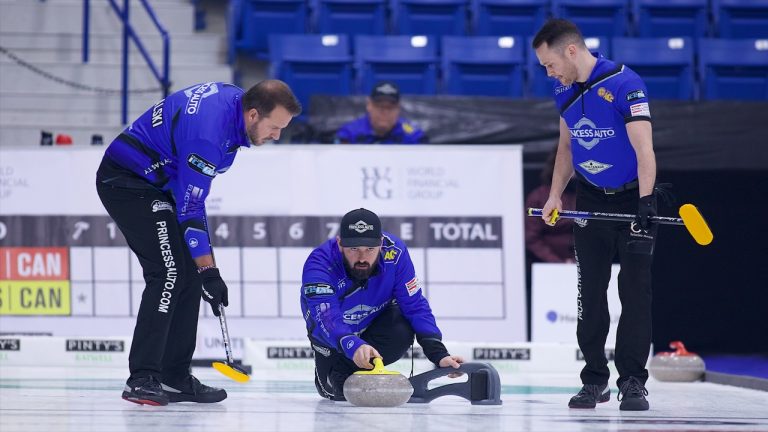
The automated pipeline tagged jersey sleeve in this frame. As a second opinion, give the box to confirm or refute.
[301,249,365,360]
[389,245,450,363]
[390,246,440,337]
[616,75,652,124]
[172,107,228,259]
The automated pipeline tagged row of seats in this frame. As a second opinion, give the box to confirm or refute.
[230,0,768,57]
[268,34,768,108]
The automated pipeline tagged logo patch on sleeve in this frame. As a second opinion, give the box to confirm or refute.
[187,154,217,177]
[597,87,614,102]
[382,244,403,264]
[303,283,335,297]
[626,90,646,101]
[405,277,421,296]
[629,102,651,117]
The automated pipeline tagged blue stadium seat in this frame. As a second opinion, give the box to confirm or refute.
[698,38,768,100]
[527,36,611,97]
[471,0,548,37]
[269,34,353,111]
[392,0,469,36]
[712,0,768,38]
[441,36,525,96]
[612,37,695,100]
[355,35,439,94]
[231,0,308,58]
[633,0,708,38]
[314,0,388,36]
[552,0,630,37]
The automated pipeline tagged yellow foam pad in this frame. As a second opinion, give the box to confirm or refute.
[679,204,713,246]
[212,361,250,383]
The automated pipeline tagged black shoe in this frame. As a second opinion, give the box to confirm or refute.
[328,370,349,401]
[618,377,649,411]
[162,375,227,403]
[122,376,169,406]
[568,383,610,408]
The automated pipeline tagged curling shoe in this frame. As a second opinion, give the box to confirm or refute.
[568,383,610,408]
[122,376,169,406]
[618,377,649,411]
[162,374,227,403]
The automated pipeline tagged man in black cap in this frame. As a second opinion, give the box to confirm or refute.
[300,208,462,401]
[336,81,428,144]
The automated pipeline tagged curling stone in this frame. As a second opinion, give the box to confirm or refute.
[649,341,705,382]
[343,358,414,407]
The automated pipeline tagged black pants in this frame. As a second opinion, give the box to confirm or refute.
[574,185,654,388]
[311,305,415,400]
[96,179,202,382]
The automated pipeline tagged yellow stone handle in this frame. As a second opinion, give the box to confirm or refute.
[354,357,400,375]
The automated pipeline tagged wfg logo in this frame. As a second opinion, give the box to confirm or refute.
[362,167,393,199]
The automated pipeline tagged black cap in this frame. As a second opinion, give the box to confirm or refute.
[370,81,400,103]
[339,208,382,247]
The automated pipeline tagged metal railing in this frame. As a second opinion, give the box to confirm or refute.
[82,0,171,124]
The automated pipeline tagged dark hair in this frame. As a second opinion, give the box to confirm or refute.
[242,79,302,117]
[532,18,585,50]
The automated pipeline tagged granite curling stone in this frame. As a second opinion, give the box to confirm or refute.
[649,341,705,382]
[343,358,414,407]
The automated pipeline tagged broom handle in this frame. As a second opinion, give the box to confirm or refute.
[218,304,235,364]
[527,208,684,225]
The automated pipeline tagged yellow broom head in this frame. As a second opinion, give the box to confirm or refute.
[212,361,250,383]
[679,204,713,246]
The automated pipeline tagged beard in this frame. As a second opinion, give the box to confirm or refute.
[344,258,378,281]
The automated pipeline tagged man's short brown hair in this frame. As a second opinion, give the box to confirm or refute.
[242,79,302,117]
[532,18,586,50]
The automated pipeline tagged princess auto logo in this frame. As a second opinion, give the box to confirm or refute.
[342,303,386,325]
[184,82,219,115]
[570,117,616,150]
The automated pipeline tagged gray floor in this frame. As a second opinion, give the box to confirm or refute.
[1,367,767,432]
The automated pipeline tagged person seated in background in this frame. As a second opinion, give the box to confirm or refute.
[336,81,428,144]
[300,208,462,401]
[525,146,576,263]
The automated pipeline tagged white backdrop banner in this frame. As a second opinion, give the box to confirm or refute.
[531,263,622,345]
[0,146,526,360]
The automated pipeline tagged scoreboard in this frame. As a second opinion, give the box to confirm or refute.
[0,146,527,350]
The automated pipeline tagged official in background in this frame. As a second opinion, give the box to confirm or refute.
[336,81,428,144]
[533,19,659,411]
[96,80,301,406]
[300,208,462,401]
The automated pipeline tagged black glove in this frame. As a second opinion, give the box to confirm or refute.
[636,194,657,230]
[200,267,228,316]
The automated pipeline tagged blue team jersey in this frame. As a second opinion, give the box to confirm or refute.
[336,114,427,144]
[102,82,250,258]
[300,233,442,360]
[554,54,652,188]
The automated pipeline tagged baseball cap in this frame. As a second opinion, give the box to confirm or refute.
[339,208,383,247]
[370,81,400,103]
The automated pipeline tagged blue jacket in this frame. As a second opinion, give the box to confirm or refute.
[336,114,427,144]
[554,54,651,188]
[101,82,250,258]
[300,233,446,362]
